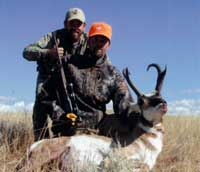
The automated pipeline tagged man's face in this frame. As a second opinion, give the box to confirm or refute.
[65,19,86,42]
[88,35,110,58]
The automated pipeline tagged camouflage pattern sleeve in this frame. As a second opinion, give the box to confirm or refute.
[23,32,54,61]
[111,67,134,116]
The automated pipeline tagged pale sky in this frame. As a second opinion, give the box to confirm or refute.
[0,0,200,115]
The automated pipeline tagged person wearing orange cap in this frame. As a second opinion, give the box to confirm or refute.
[87,22,112,58]
[49,22,134,136]
[23,8,88,141]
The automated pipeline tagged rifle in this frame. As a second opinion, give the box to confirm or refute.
[52,34,80,125]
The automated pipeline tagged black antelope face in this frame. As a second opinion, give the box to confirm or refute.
[138,95,167,124]
[123,63,167,124]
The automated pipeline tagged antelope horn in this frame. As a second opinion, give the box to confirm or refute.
[147,63,167,95]
[122,67,143,97]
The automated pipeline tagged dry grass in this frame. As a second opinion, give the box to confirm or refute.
[0,113,199,172]
[155,115,200,172]
[0,112,33,172]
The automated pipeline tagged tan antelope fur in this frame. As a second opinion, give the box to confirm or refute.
[17,64,167,172]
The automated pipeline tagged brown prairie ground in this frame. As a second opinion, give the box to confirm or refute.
[0,113,199,172]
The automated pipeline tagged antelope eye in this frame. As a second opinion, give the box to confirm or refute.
[149,99,162,107]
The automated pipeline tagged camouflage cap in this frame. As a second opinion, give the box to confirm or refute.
[65,8,86,23]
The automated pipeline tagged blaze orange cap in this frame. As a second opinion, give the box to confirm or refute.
[89,22,112,41]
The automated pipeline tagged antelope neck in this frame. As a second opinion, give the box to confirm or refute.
[139,109,153,127]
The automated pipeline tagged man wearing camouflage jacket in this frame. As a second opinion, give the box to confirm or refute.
[23,8,88,140]
[53,22,134,136]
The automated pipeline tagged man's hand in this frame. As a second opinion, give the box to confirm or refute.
[47,39,64,61]
[47,47,64,61]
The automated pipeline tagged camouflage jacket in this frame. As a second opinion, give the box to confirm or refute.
[63,52,134,119]
[37,50,133,129]
[23,28,88,96]
[23,28,88,76]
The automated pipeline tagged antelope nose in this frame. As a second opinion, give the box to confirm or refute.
[162,101,168,113]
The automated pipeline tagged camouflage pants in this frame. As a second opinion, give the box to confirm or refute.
[33,75,57,141]
[32,100,51,141]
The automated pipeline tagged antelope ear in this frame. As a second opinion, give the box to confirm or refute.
[142,98,149,109]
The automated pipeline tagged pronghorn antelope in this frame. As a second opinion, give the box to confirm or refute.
[16,63,167,172]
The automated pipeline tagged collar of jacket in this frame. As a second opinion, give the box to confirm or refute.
[94,55,107,68]
[84,49,108,68]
